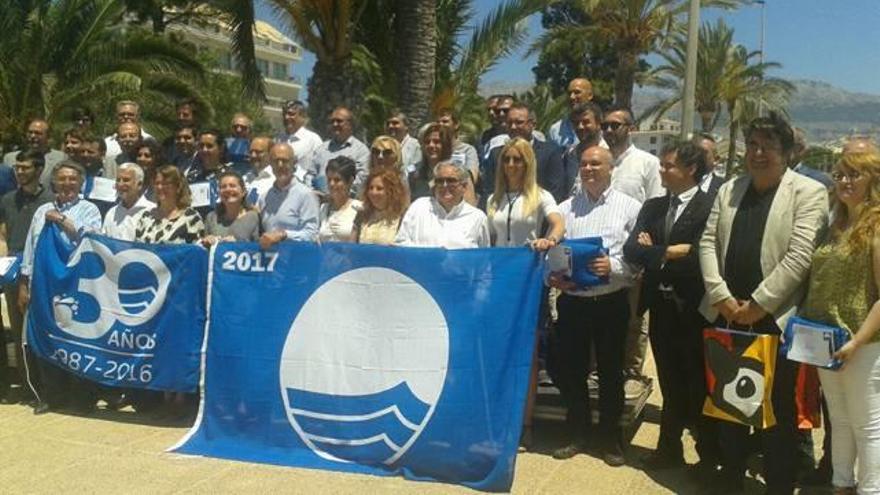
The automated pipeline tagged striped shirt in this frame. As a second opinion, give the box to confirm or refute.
[22,198,102,276]
[558,187,641,297]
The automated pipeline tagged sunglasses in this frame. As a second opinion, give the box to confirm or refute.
[434,177,461,187]
[371,147,395,158]
[600,122,625,131]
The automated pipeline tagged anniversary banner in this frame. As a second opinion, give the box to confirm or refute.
[26,225,208,392]
[173,242,543,492]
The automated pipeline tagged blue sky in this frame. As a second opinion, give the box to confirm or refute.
[258,0,880,97]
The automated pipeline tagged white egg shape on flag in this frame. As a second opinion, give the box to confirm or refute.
[279,267,450,465]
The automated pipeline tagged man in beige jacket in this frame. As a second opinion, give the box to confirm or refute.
[699,112,829,494]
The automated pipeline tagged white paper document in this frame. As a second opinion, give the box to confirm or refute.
[190,182,212,208]
[787,323,836,367]
[88,177,118,203]
[0,256,17,277]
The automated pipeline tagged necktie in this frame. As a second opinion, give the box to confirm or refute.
[664,195,681,243]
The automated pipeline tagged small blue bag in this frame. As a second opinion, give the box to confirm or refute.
[782,316,851,370]
[544,237,608,289]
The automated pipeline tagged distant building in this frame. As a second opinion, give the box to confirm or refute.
[631,118,681,157]
[167,17,303,128]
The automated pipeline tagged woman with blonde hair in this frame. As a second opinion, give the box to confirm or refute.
[487,138,564,249]
[801,151,880,494]
[487,138,564,451]
[353,168,410,245]
[369,135,403,173]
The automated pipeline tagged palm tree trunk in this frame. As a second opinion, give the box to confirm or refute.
[307,59,366,136]
[614,49,638,108]
[726,120,739,177]
[394,0,436,128]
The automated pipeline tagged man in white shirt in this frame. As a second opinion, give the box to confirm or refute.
[104,100,153,160]
[243,136,275,203]
[385,110,421,172]
[548,78,595,149]
[601,105,664,393]
[548,145,641,466]
[102,163,154,241]
[396,162,490,248]
[276,100,323,180]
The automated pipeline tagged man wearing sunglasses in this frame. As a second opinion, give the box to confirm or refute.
[395,161,489,248]
[597,105,665,404]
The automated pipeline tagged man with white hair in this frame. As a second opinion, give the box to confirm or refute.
[395,161,490,248]
[105,100,153,159]
[102,163,155,241]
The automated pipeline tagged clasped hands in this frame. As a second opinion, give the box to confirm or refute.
[714,297,768,326]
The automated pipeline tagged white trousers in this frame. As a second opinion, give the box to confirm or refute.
[818,342,880,493]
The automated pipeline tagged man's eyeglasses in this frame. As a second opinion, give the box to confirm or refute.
[434,177,461,187]
[491,108,510,115]
[371,147,394,158]
[600,122,625,131]
[831,170,863,182]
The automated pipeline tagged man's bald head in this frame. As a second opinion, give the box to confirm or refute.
[568,78,594,108]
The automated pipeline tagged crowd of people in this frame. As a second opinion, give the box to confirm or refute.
[0,76,878,495]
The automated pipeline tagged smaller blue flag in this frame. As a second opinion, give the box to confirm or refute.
[26,224,208,392]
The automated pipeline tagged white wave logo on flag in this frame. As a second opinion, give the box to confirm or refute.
[52,237,171,340]
[279,267,450,465]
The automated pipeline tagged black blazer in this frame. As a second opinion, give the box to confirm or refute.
[483,138,566,203]
[623,190,714,313]
[705,174,724,198]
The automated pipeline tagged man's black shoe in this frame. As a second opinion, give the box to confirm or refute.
[642,449,684,470]
[602,442,626,467]
[552,443,581,460]
[800,459,832,486]
[33,402,50,415]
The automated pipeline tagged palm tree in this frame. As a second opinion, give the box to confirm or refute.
[394,0,437,128]
[720,45,795,174]
[432,0,549,141]
[530,0,744,109]
[268,0,370,130]
[0,0,205,149]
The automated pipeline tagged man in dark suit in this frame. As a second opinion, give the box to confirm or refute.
[624,140,718,477]
[481,102,566,203]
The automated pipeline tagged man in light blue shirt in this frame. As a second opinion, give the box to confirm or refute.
[258,143,319,249]
[548,78,595,149]
[308,106,370,193]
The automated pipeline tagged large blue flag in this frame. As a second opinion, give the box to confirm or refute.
[173,242,543,492]
[26,224,208,392]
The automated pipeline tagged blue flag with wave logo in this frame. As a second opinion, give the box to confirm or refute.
[172,242,543,492]
[26,224,208,392]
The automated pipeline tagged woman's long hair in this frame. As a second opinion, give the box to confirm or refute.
[488,138,541,220]
[360,167,410,220]
[156,165,192,208]
[832,151,880,252]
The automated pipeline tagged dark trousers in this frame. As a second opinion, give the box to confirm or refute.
[649,293,719,463]
[554,290,629,444]
[2,284,27,389]
[716,327,800,495]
